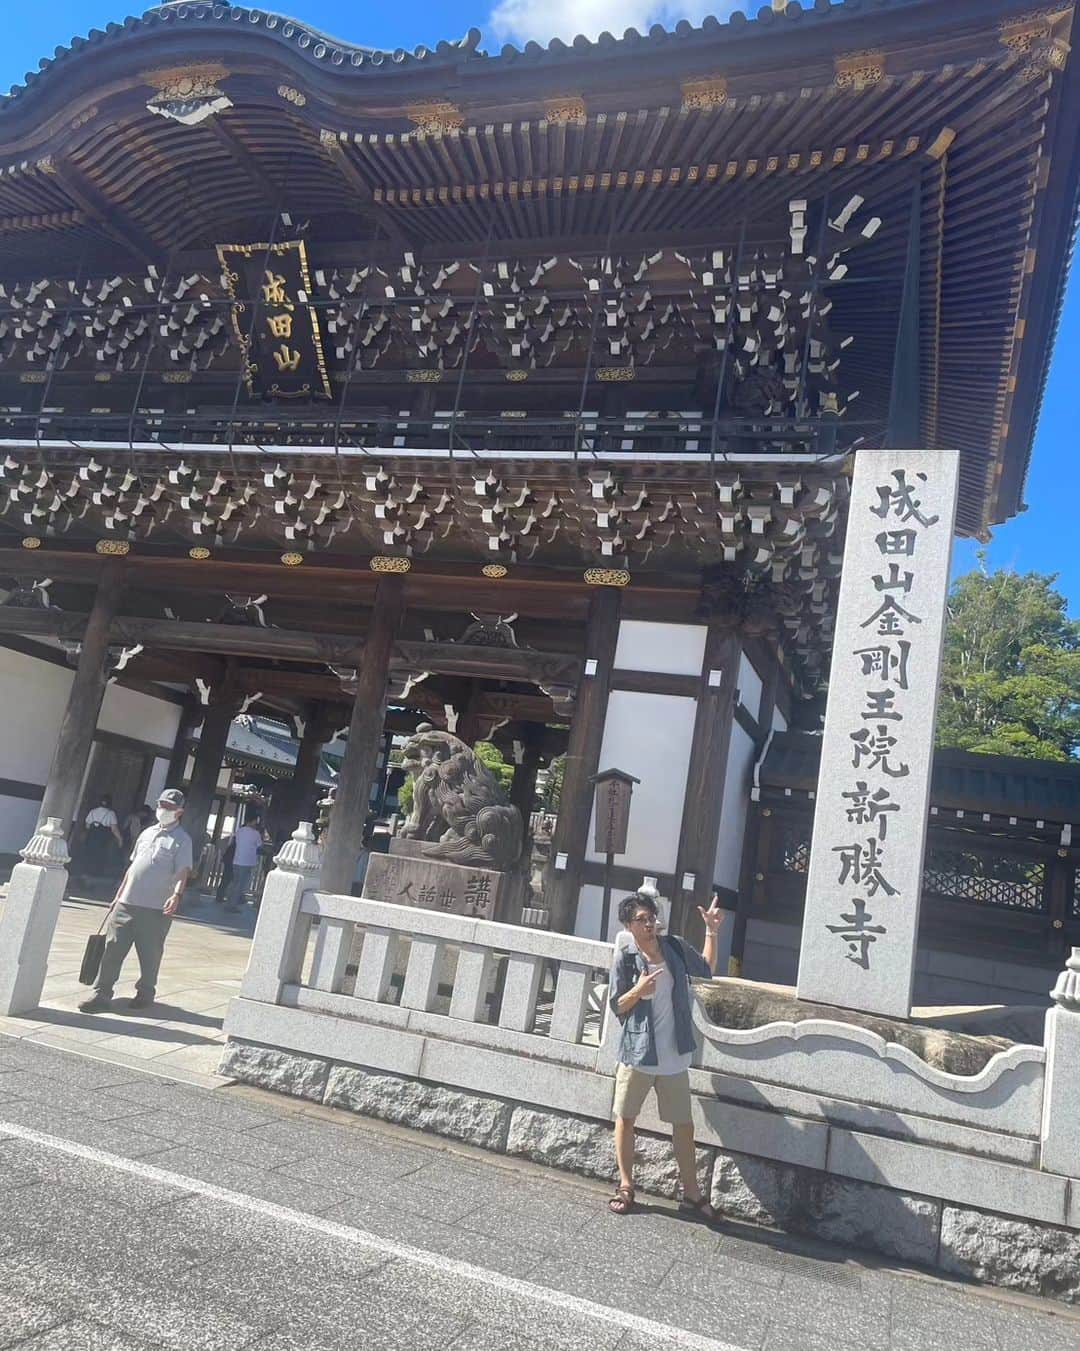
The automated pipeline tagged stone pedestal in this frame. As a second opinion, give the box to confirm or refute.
[0,819,71,1016]
[363,852,505,921]
[1040,948,1080,1178]
[238,823,322,1006]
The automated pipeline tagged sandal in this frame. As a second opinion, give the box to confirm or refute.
[678,1194,719,1223]
[608,1185,636,1215]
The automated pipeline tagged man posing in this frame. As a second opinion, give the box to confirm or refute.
[607,890,722,1219]
[79,789,193,1013]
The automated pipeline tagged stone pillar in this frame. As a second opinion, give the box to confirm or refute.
[671,624,741,938]
[1040,949,1080,1178]
[233,823,323,1009]
[796,449,959,1018]
[546,587,621,933]
[321,575,405,895]
[0,819,72,1015]
[184,666,240,871]
[38,563,123,830]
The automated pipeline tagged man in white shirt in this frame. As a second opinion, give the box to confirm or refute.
[225,813,265,912]
[78,789,193,1013]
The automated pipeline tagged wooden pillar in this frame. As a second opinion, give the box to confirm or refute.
[165,698,201,790]
[455,681,483,747]
[671,625,742,939]
[546,587,621,933]
[321,576,405,894]
[286,703,335,832]
[510,728,543,824]
[184,665,240,866]
[38,562,123,831]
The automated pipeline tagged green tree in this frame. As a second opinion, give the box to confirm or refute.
[936,556,1080,761]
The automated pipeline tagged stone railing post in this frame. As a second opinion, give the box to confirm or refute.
[237,823,322,1005]
[0,818,71,1016]
[1040,947,1080,1177]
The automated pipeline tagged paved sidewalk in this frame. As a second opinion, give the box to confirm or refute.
[1,1036,1080,1351]
[0,889,256,1084]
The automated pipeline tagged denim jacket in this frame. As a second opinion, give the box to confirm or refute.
[608,933,712,1069]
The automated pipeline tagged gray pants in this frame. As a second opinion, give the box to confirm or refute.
[95,903,172,1001]
[227,864,254,907]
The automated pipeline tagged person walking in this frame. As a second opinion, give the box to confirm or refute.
[224,812,265,913]
[78,789,193,1013]
[79,794,123,883]
[607,889,723,1220]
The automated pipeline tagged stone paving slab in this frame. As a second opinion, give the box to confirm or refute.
[0,889,256,1084]
[1,1038,1080,1350]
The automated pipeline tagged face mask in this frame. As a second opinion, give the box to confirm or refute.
[156,808,180,826]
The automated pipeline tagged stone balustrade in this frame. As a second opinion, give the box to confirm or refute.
[222,828,1080,1303]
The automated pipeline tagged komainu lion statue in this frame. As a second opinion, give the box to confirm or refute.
[399,725,523,870]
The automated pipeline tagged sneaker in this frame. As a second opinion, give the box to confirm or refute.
[78,995,113,1013]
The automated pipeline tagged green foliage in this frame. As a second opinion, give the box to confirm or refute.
[474,740,514,790]
[397,773,413,815]
[542,754,566,814]
[936,555,1080,761]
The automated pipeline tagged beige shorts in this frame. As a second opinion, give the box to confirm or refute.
[613,1062,692,1125]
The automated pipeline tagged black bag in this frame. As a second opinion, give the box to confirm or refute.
[78,903,116,985]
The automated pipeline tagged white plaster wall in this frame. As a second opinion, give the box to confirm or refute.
[0,647,181,852]
[0,796,42,856]
[738,653,764,723]
[586,689,697,873]
[145,756,170,805]
[574,881,672,942]
[614,620,706,676]
[99,685,181,751]
[0,647,74,785]
[714,721,756,891]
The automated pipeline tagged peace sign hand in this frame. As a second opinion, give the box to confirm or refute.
[697,895,723,934]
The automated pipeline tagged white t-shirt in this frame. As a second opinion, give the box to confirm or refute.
[85,807,118,829]
[232,824,263,868]
[646,958,693,1076]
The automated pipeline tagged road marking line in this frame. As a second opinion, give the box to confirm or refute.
[0,1118,746,1351]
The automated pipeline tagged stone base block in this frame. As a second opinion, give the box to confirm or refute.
[940,1206,1080,1304]
[711,1150,940,1265]
[217,1042,329,1102]
[324,1063,512,1151]
[505,1105,712,1200]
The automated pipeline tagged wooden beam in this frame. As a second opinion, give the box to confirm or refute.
[0,609,582,703]
[47,156,164,265]
[320,134,412,247]
[203,119,281,206]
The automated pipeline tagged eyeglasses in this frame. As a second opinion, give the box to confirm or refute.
[630,914,657,927]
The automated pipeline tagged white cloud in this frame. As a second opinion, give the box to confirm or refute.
[488,0,746,47]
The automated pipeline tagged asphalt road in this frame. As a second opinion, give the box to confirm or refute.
[1,1036,1079,1351]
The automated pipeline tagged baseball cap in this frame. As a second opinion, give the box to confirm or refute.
[158,789,186,809]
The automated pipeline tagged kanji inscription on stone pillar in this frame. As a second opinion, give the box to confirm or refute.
[797,449,959,1018]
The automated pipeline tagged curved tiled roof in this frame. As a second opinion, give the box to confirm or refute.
[2,0,921,104]
[2,3,483,105]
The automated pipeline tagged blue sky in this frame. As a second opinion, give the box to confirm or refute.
[4,1,1077,609]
